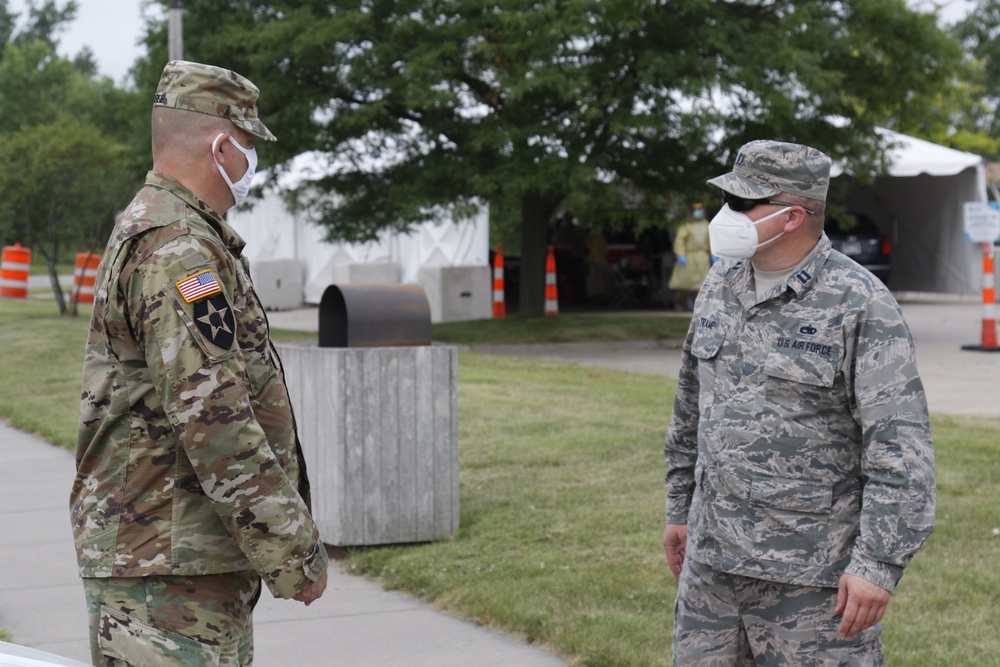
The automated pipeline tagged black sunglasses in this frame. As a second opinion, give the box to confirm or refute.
[723,192,814,216]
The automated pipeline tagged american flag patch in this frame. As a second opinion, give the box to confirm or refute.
[176,270,222,303]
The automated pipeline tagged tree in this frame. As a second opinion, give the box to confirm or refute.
[950,0,1000,160]
[0,0,146,312]
[139,0,963,315]
[0,117,133,314]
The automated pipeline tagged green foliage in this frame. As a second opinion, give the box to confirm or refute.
[0,116,134,313]
[949,0,1000,159]
[10,0,79,49]
[0,0,147,313]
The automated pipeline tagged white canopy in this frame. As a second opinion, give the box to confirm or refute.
[231,133,989,314]
[880,128,984,177]
[229,152,491,321]
[839,129,987,295]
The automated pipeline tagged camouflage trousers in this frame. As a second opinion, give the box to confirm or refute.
[673,559,883,666]
[82,571,261,667]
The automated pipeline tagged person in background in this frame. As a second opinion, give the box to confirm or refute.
[668,203,712,311]
[71,60,329,666]
[663,139,935,665]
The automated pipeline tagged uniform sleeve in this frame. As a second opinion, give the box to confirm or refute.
[130,238,328,598]
[664,321,701,524]
[845,290,935,592]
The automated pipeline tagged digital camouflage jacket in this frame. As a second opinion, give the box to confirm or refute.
[71,171,328,599]
[664,235,935,592]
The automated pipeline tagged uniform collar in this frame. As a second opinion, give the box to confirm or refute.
[724,234,833,308]
[144,170,247,256]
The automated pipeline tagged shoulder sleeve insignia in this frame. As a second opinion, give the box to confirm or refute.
[193,293,236,349]
[176,270,222,303]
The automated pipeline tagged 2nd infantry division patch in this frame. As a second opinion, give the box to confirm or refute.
[193,293,236,350]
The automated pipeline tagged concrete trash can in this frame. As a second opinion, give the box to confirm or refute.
[276,284,459,546]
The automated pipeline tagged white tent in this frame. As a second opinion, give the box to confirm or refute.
[228,152,491,322]
[839,129,988,295]
[230,133,989,318]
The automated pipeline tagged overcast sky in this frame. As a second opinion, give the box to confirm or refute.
[8,0,153,83]
[4,0,980,85]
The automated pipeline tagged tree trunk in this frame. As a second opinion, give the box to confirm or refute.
[47,253,67,316]
[518,192,561,317]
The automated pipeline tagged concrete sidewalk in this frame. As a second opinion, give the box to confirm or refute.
[0,431,565,666]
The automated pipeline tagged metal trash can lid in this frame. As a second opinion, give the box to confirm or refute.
[319,283,432,348]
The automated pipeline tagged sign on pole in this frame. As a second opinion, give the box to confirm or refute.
[961,202,1000,352]
[964,202,1000,243]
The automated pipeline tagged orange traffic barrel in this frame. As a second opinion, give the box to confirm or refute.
[72,252,101,304]
[0,243,31,299]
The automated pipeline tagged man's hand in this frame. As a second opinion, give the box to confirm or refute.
[294,570,328,606]
[835,573,890,640]
[663,523,688,580]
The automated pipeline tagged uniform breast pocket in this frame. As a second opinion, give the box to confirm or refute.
[764,346,839,413]
[749,475,834,566]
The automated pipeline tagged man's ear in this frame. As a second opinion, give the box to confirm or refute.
[783,206,810,233]
[211,132,231,164]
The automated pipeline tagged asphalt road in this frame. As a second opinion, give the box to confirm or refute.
[461,299,1000,419]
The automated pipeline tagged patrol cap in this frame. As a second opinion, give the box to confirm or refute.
[154,60,276,142]
[707,140,831,202]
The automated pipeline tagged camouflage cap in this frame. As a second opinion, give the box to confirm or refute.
[707,140,831,202]
[154,60,276,142]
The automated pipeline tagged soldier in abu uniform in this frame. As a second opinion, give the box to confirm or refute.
[71,60,329,666]
[663,140,935,665]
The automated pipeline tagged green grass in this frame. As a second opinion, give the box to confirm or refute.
[0,298,997,665]
[30,260,78,277]
[347,353,674,666]
[429,312,692,345]
[0,299,90,447]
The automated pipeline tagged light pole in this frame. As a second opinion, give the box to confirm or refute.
[168,0,184,61]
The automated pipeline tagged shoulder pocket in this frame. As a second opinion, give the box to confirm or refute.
[98,605,221,667]
[691,330,725,361]
[169,292,240,364]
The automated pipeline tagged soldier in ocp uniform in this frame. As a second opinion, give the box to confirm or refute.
[662,140,935,665]
[71,61,329,666]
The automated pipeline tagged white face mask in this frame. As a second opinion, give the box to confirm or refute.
[212,133,258,206]
[708,203,790,259]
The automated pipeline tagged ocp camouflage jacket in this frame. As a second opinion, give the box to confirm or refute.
[71,171,328,598]
[664,235,935,592]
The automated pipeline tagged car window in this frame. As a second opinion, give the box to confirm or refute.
[825,212,880,236]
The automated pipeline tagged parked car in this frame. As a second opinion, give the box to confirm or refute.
[825,211,891,285]
[0,641,91,667]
